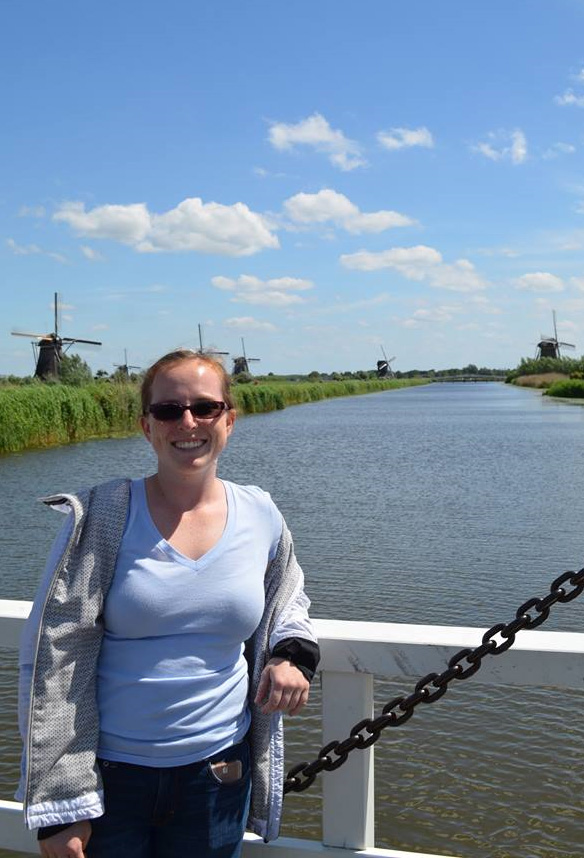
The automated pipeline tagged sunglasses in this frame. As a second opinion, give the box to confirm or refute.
[147,400,229,422]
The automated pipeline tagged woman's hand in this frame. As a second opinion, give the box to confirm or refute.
[39,821,91,858]
[254,657,310,716]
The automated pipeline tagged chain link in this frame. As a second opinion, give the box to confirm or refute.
[283,565,584,794]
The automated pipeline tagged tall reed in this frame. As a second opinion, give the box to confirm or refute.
[0,378,426,455]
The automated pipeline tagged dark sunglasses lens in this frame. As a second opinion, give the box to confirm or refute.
[192,401,224,418]
[149,404,185,421]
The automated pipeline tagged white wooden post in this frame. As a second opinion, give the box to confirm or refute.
[321,670,375,849]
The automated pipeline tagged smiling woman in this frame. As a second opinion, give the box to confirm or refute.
[17,348,320,858]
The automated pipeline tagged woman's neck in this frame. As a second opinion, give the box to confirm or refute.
[147,470,222,513]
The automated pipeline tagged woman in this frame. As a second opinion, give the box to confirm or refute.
[18,349,319,858]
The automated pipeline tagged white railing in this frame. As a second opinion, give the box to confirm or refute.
[1,599,583,858]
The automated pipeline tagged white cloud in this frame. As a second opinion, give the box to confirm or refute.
[542,142,576,160]
[569,277,584,292]
[283,189,415,234]
[473,129,527,164]
[7,238,42,255]
[53,197,279,257]
[7,237,67,263]
[514,272,565,293]
[224,316,277,331]
[80,245,105,262]
[554,89,584,107]
[340,245,488,292]
[54,201,150,243]
[211,274,314,307]
[377,126,434,151]
[267,113,366,171]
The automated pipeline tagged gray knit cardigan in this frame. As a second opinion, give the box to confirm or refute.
[19,478,317,841]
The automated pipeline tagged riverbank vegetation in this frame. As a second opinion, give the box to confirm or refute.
[0,376,427,455]
[506,356,584,399]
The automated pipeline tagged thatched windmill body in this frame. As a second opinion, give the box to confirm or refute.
[376,346,396,378]
[536,311,575,359]
[11,293,102,379]
[232,338,260,375]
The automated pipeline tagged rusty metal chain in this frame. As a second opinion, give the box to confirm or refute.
[284,565,584,794]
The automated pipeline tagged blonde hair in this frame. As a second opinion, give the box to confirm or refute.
[141,349,235,414]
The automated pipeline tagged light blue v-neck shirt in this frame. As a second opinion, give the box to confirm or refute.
[96,478,282,766]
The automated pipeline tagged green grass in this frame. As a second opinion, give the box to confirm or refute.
[0,377,427,455]
[544,378,584,399]
[0,383,141,454]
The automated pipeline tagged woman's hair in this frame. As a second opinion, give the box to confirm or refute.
[140,349,235,414]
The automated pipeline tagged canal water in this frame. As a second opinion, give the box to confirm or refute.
[1,382,583,857]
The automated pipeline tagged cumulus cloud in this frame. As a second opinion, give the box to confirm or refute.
[211,274,314,307]
[224,316,277,331]
[267,113,366,171]
[377,126,434,151]
[473,129,527,164]
[340,245,488,292]
[570,276,584,292]
[514,272,564,293]
[283,189,415,234]
[555,89,584,108]
[53,198,279,257]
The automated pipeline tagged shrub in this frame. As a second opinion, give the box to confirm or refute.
[544,378,584,399]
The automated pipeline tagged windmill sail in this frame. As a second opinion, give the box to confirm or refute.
[11,292,102,379]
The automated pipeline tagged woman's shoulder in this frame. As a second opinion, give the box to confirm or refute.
[223,480,282,528]
[223,479,277,507]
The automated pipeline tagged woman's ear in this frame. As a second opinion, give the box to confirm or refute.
[140,414,152,443]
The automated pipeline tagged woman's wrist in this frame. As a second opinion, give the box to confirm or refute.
[37,823,75,841]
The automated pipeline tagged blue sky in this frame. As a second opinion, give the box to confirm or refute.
[2,0,584,376]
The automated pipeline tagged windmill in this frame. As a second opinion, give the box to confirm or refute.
[232,338,261,375]
[11,292,102,380]
[113,349,141,380]
[536,311,576,359]
[376,346,396,378]
[196,324,229,360]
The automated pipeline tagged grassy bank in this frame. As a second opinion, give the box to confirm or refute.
[0,377,426,455]
[509,373,584,400]
[511,372,569,389]
[544,378,584,399]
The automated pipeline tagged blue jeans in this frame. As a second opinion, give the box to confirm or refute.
[86,739,251,858]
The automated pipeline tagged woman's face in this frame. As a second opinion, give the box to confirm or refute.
[140,359,235,479]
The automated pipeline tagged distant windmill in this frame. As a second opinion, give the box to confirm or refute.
[232,338,261,375]
[536,311,576,359]
[376,346,396,378]
[11,292,102,380]
[113,349,141,379]
[196,324,229,359]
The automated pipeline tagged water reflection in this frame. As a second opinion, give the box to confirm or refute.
[1,382,584,857]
